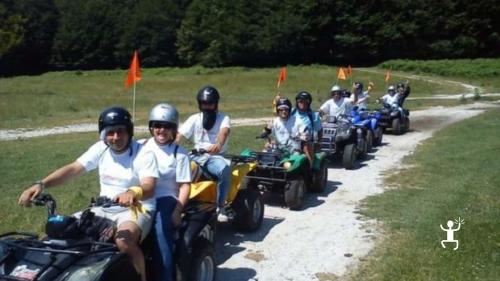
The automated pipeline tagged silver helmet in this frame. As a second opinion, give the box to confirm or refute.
[330,85,342,93]
[148,103,179,128]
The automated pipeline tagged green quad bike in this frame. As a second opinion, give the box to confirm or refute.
[239,145,328,210]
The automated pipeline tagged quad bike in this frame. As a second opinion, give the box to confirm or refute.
[350,108,384,153]
[320,115,364,169]
[0,192,217,281]
[239,143,328,210]
[188,149,264,232]
[377,103,410,135]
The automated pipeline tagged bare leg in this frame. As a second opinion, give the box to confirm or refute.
[115,221,146,281]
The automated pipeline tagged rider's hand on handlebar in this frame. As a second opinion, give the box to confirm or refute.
[206,143,221,154]
[18,184,43,207]
[114,191,136,207]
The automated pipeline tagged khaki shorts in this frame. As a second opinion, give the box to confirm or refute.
[74,206,153,241]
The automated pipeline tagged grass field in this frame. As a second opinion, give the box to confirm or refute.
[0,65,470,129]
[0,126,263,235]
[380,58,500,92]
[350,108,500,281]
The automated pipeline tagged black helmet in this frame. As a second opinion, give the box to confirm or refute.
[98,106,134,138]
[396,82,405,90]
[276,98,292,113]
[295,91,312,105]
[197,85,220,110]
[353,82,364,92]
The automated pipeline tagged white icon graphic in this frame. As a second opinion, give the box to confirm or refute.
[440,217,464,250]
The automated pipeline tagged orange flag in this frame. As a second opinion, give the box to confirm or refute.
[277,67,287,87]
[125,51,141,89]
[337,67,347,80]
[347,65,353,77]
[384,69,391,83]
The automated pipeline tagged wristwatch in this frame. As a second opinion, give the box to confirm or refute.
[33,180,45,190]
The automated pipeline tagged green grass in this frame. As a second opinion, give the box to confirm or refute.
[379,58,500,93]
[380,58,500,77]
[0,126,262,235]
[0,65,464,129]
[351,109,500,281]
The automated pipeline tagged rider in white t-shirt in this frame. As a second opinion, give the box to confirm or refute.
[319,84,358,118]
[177,86,231,222]
[142,103,191,281]
[264,98,309,153]
[352,82,370,110]
[18,107,158,281]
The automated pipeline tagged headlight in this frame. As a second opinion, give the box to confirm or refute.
[64,256,111,281]
[390,111,399,117]
[283,162,291,169]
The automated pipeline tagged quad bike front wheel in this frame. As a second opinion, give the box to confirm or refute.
[177,238,216,281]
[342,143,357,170]
[232,187,264,232]
[366,130,373,152]
[373,127,383,146]
[285,177,306,210]
[392,118,402,135]
[310,159,327,193]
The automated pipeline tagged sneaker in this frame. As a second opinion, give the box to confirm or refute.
[217,207,229,223]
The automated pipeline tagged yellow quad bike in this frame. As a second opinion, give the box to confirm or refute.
[188,150,264,232]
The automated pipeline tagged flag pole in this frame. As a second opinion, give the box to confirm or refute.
[132,78,136,122]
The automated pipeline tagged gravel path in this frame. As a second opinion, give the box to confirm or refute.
[214,102,498,281]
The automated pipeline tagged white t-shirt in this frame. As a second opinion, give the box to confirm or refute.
[178,112,231,153]
[381,94,399,106]
[77,140,158,211]
[355,91,370,110]
[271,115,308,151]
[141,139,192,199]
[319,98,353,118]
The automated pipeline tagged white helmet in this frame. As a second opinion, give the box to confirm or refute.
[330,85,342,92]
[148,103,179,128]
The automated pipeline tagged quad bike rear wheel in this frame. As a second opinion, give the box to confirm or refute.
[284,177,305,210]
[177,238,216,281]
[310,159,327,193]
[232,186,264,232]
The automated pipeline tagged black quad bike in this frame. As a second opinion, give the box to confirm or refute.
[320,115,365,169]
[377,104,410,135]
[239,144,328,210]
[0,193,217,281]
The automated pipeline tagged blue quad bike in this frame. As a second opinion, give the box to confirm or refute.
[0,194,217,281]
[319,115,365,169]
[377,104,410,135]
[350,108,384,153]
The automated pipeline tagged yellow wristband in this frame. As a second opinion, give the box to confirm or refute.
[127,186,143,200]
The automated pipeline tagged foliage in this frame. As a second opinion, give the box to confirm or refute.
[0,0,498,74]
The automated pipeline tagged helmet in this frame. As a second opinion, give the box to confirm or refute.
[330,85,342,93]
[196,85,220,110]
[98,106,133,138]
[148,103,179,128]
[396,82,405,90]
[276,98,292,113]
[387,85,395,91]
[295,91,312,107]
[353,82,364,92]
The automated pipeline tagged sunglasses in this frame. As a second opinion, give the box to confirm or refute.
[151,122,176,129]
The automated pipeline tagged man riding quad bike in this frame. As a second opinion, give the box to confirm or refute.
[240,98,328,210]
[377,83,411,135]
[0,192,218,281]
[188,148,264,232]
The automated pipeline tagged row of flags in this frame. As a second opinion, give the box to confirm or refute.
[122,51,395,117]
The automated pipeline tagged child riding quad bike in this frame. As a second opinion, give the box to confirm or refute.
[0,192,217,281]
[239,98,328,210]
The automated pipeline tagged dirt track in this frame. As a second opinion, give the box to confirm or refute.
[214,102,498,281]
